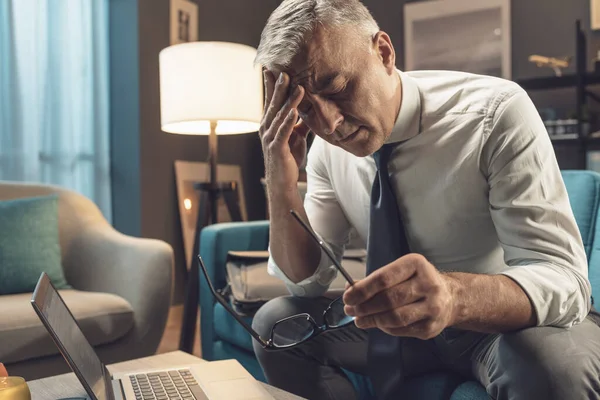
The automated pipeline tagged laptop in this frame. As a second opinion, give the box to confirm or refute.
[31,272,274,400]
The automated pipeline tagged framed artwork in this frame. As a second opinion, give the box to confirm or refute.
[174,160,248,270]
[592,0,600,30]
[170,0,198,45]
[404,0,511,79]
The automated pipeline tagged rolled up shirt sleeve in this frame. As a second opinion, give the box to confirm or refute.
[483,88,591,327]
[267,138,354,298]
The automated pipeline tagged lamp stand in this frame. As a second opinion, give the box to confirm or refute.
[208,121,218,223]
[179,121,244,354]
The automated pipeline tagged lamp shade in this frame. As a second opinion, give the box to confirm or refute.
[159,41,263,135]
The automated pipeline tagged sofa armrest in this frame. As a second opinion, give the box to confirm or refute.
[198,220,269,360]
[62,223,174,357]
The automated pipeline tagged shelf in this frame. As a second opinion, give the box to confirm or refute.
[515,74,600,91]
[585,136,600,148]
[550,134,580,143]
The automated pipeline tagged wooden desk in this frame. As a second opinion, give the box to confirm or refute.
[27,351,304,400]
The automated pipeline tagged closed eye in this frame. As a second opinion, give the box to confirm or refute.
[325,83,348,99]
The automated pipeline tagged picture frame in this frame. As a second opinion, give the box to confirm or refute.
[592,0,600,30]
[170,0,198,45]
[404,0,511,80]
[174,160,248,270]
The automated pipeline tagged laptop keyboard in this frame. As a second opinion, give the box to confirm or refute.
[129,369,205,400]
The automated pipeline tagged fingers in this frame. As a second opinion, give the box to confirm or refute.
[344,278,421,317]
[261,72,294,140]
[272,108,298,146]
[343,254,422,307]
[354,301,429,333]
[263,83,305,144]
[263,69,274,116]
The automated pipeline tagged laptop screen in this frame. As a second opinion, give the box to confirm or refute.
[31,273,108,400]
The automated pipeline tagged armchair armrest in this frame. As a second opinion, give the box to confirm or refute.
[62,223,174,358]
[198,220,269,360]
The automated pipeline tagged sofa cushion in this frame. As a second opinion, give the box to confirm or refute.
[214,302,254,352]
[0,195,70,294]
[562,171,600,260]
[562,171,600,296]
[0,290,134,364]
[226,250,367,305]
[450,381,489,400]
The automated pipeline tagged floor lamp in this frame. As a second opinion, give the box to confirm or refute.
[159,41,263,354]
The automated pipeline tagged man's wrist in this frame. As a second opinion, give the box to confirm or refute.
[267,184,302,217]
[443,272,468,328]
[265,177,297,198]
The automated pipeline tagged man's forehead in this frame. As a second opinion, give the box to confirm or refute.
[283,25,350,90]
[285,55,344,93]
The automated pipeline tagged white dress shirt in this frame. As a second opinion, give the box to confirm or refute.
[268,69,591,328]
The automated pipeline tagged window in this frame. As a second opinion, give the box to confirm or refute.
[0,0,111,219]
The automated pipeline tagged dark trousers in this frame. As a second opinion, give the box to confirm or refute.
[252,296,600,400]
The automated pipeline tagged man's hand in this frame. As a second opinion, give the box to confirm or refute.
[260,70,321,283]
[260,70,310,192]
[343,253,456,340]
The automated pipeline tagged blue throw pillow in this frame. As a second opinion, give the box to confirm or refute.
[0,194,70,294]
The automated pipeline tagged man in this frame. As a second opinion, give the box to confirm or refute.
[252,0,600,399]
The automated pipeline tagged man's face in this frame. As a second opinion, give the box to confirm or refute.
[281,25,400,157]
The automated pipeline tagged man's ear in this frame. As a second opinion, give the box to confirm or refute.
[372,31,396,75]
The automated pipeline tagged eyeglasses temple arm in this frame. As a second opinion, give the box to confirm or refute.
[197,255,270,348]
[290,209,355,286]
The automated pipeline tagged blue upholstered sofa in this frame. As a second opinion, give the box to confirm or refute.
[198,170,600,399]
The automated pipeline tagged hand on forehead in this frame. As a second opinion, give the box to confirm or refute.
[266,25,360,94]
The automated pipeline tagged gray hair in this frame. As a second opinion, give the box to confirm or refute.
[255,0,380,70]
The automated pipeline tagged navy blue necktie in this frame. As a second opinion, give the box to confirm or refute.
[366,144,410,399]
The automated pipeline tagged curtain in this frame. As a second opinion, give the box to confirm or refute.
[0,0,111,220]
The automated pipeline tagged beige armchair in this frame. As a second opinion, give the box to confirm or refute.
[0,181,174,380]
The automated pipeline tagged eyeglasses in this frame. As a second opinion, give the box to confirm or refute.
[197,209,356,351]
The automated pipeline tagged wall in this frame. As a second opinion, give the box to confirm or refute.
[194,0,600,174]
[110,0,141,238]
[110,0,273,303]
[139,0,275,302]
[367,0,600,169]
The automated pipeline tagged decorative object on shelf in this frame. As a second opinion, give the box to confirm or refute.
[529,55,571,77]
[515,20,600,170]
[159,41,263,354]
[170,0,198,45]
[175,160,247,271]
[404,0,511,79]
[544,119,580,140]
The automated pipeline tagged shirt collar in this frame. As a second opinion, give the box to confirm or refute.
[385,70,421,144]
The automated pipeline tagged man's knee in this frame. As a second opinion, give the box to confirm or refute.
[252,296,301,338]
[491,325,600,399]
[252,295,330,352]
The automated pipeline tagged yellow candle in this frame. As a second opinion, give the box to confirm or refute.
[0,377,31,400]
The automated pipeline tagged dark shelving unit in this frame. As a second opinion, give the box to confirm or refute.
[514,20,599,170]
[517,74,600,91]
